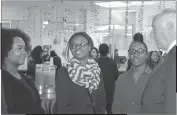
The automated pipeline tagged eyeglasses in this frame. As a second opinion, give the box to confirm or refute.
[70,42,88,49]
[128,48,147,55]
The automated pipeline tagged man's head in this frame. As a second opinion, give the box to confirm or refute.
[152,8,176,51]
[99,43,109,57]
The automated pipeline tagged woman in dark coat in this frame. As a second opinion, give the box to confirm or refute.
[1,28,45,114]
[55,32,106,114]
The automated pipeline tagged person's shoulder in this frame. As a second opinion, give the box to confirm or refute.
[110,58,117,63]
[1,69,13,81]
[55,66,70,82]
[57,66,68,74]
[119,71,130,79]
[115,71,130,84]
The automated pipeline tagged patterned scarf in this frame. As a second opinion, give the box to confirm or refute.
[65,58,101,93]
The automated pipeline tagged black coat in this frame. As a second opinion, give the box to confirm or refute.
[96,57,119,105]
[55,67,106,114]
[1,68,45,114]
[140,46,176,114]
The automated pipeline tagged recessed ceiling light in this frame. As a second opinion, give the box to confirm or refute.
[129,1,157,6]
[43,21,49,25]
[96,25,132,31]
[95,2,127,8]
[95,1,158,8]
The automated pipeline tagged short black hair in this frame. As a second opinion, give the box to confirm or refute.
[133,32,144,42]
[50,50,58,57]
[1,28,31,64]
[99,43,109,56]
[90,47,99,57]
[68,32,94,47]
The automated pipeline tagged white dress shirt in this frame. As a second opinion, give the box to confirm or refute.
[166,40,176,54]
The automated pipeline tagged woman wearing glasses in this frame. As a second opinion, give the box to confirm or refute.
[55,32,106,114]
[112,41,152,114]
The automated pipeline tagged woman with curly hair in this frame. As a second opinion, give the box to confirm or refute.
[1,28,45,114]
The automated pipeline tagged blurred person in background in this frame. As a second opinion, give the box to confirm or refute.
[147,51,164,70]
[90,47,99,59]
[114,49,120,69]
[26,45,43,83]
[97,43,119,114]
[50,50,62,78]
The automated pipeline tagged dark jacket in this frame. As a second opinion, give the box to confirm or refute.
[96,57,119,114]
[1,78,8,114]
[163,46,176,114]
[96,57,119,105]
[1,68,45,114]
[55,67,106,114]
[53,56,62,77]
[140,46,176,114]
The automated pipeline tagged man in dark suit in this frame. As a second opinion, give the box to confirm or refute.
[97,44,119,114]
[140,9,176,114]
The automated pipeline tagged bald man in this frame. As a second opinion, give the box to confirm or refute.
[140,9,176,114]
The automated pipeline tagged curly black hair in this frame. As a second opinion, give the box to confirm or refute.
[99,43,109,57]
[1,28,31,64]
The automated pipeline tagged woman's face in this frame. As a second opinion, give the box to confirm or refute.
[6,37,27,66]
[129,42,148,67]
[91,49,98,59]
[151,51,159,63]
[70,35,91,60]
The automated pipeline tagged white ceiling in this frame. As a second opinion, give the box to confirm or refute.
[2,0,158,10]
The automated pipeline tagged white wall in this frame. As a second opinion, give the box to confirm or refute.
[2,1,176,61]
